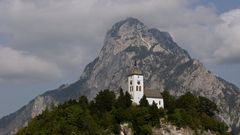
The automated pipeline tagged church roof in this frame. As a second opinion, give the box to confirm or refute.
[144,89,162,98]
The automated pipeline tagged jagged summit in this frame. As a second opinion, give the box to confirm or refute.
[1,18,240,135]
[108,17,172,42]
[107,17,145,37]
[100,17,190,61]
[123,17,144,26]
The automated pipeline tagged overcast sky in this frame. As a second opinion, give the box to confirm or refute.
[0,0,240,118]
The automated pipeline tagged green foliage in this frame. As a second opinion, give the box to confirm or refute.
[133,124,152,135]
[159,108,166,118]
[112,107,132,123]
[198,96,218,117]
[130,106,152,135]
[200,113,228,134]
[168,109,185,127]
[139,95,149,107]
[149,102,160,126]
[165,91,229,134]
[176,92,198,113]
[116,89,132,108]
[94,89,116,113]
[124,91,132,108]
[17,89,229,135]
[161,91,175,113]
[17,89,154,135]
[78,96,89,109]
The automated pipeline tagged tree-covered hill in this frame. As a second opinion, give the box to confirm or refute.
[17,89,230,135]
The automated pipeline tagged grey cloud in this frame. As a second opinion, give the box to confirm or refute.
[213,9,240,64]
[0,46,62,82]
[0,0,239,82]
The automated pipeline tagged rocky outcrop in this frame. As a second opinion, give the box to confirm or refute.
[0,17,239,135]
[153,122,216,135]
[120,121,216,135]
[0,95,55,135]
[120,123,133,135]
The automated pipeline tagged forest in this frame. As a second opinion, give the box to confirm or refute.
[17,89,229,135]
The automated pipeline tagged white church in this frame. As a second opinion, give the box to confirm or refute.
[128,63,164,108]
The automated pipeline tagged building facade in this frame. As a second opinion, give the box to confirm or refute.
[128,63,164,108]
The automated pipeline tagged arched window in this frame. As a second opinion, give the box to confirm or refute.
[159,101,161,105]
[130,81,132,85]
[139,86,141,91]
[136,86,138,91]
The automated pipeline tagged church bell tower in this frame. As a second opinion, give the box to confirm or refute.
[128,61,144,104]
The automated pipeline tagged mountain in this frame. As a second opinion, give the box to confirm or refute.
[0,17,240,135]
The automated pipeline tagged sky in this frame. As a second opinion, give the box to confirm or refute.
[0,0,240,118]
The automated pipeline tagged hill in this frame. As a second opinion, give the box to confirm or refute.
[17,90,229,135]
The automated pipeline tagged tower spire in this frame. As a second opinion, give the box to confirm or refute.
[128,60,142,76]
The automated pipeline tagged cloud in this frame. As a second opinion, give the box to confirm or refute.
[171,8,240,64]
[213,9,240,64]
[0,46,62,82]
[0,0,239,83]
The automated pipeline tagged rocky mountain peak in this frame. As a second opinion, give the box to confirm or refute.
[107,17,146,38]
[99,17,190,61]
[99,17,147,59]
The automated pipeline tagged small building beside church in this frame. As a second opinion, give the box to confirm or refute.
[128,63,164,108]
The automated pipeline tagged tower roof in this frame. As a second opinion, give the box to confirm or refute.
[128,61,143,76]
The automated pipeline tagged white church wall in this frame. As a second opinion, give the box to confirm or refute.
[128,75,144,104]
[146,97,164,108]
[128,76,134,95]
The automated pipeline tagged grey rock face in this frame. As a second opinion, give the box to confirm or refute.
[0,17,239,135]
[153,122,217,135]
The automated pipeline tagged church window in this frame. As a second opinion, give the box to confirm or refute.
[139,86,141,91]
[159,101,161,105]
[130,81,132,85]
[136,86,138,91]
[137,81,140,85]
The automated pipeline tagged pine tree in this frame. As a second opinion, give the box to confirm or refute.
[161,90,175,113]
[116,88,125,108]
[116,89,132,108]
[124,91,132,108]
[139,95,149,107]
[78,96,89,109]
[95,89,116,112]
[149,101,160,126]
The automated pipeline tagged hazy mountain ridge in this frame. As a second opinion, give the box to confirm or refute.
[0,17,239,135]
